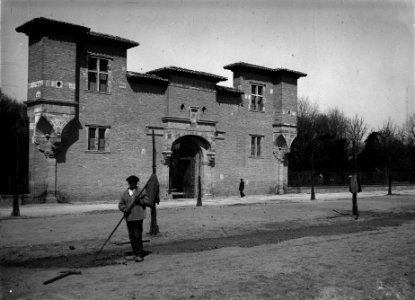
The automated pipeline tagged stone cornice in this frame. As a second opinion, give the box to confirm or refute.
[25,98,78,107]
[162,116,218,125]
[272,123,297,128]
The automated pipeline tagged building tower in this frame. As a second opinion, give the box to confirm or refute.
[224,63,306,194]
[16,18,138,202]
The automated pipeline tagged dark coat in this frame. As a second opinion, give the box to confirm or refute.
[349,175,362,194]
[145,173,160,206]
[118,187,149,221]
[239,181,245,191]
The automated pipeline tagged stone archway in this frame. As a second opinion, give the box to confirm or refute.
[273,131,297,194]
[168,136,210,198]
[29,106,76,202]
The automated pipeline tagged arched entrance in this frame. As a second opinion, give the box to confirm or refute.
[169,136,208,198]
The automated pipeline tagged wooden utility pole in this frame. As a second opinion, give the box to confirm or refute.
[149,130,159,235]
[196,155,202,206]
[196,175,202,206]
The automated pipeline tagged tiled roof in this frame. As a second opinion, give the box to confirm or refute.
[16,17,89,34]
[127,71,169,82]
[87,31,139,48]
[223,62,307,78]
[216,85,243,94]
[16,17,138,49]
[148,66,227,82]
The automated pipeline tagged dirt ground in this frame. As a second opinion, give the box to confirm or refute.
[1,194,415,299]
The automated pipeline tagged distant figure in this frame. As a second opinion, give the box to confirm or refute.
[239,178,245,197]
[349,174,362,220]
[318,173,324,185]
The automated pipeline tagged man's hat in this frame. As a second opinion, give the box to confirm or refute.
[126,175,139,184]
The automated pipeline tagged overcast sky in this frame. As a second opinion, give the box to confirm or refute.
[1,0,414,130]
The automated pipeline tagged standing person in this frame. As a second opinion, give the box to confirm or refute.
[119,175,149,262]
[239,178,245,198]
[349,174,362,220]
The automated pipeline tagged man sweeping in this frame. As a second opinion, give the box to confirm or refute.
[118,175,149,262]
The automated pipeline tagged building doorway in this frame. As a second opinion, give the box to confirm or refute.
[169,136,203,198]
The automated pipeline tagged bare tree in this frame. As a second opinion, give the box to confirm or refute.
[377,118,399,195]
[347,114,369,171]
[405,113,415,144]
[297,96,319,121]
[327,107,349,139]
[297,97,320,200]
[347,114,369,146]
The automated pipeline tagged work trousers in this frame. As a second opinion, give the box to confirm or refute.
[126,220,144,255]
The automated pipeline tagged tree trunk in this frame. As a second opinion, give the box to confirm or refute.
[387,156,392,195]
[12,138,20,216]
[352,192,358,219]
[387,175,392,195]
[310,146,316,200]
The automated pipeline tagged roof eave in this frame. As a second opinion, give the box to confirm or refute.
[216,86,244,94]
[16,17,90,36]
[86,32,139,49]
[224,62,307,79]
[148,67,227,82]
[127,71,169,83]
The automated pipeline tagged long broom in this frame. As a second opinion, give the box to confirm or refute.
[94,180,150,260]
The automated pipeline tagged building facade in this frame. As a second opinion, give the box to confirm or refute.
[16,17,306,202]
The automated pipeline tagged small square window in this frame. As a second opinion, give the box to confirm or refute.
[250,84,265,112]
[87,126,108,152]
[250,135,263,157]
[87,57,109,93]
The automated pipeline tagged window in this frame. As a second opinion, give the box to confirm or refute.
[88,57,109,93]
[250,135,263,157]
[87,126,108,151]
[250,84,264,112]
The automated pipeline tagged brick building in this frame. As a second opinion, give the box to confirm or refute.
[16,17,306,202]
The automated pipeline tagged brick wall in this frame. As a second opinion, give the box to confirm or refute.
[214,72,279,196]
[54,41,168,201]
[27,35,77,102]
[273,76,298,125]
[167,81,217,121]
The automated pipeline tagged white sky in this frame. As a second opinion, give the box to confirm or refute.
[1,0,414,130]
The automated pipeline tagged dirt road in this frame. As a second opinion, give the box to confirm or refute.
[1,194,415,299]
